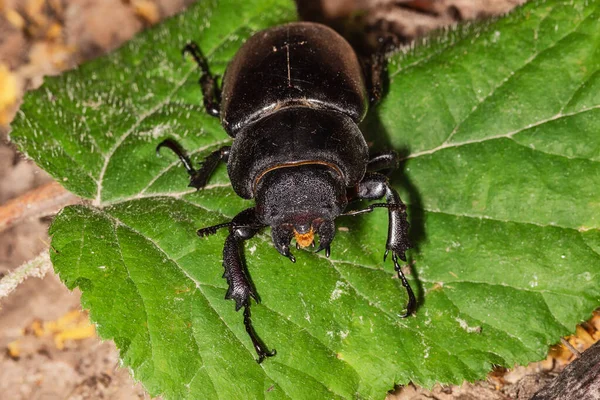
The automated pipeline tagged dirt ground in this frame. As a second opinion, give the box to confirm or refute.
[0,1,598,399]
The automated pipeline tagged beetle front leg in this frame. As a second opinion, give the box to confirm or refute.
[156,138,230,190]
[346,172,416,317]
[215,208,276,363]
[182,42,221,118]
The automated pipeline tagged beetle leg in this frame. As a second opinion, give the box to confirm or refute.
[367,48,385,105]
[156,138,231,190]
[314,219,335,258]
[272,224,296,263]
[345,172,416,317]
[367,151,398,173]
[220,208,275,362]
[364,36,396,105]
[182,42,221,118]
[197,221,233,237]
[243,305,276,363]
[188,146,230,189]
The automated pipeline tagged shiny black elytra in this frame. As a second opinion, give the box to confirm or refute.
[157,22,415,363]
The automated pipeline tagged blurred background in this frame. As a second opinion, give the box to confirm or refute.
[5,1,597,399]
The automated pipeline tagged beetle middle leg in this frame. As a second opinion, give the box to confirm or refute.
[156,138,230,190]
[367,150,398,174]
[209,207,276,363]
[182,42,221,118]
[344,171,416,317]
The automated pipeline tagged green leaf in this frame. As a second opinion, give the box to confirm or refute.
[9,0,600,399]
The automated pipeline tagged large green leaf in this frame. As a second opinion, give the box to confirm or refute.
[9,0,600,398]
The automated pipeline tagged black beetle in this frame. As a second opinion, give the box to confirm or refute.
[157,22,415,363]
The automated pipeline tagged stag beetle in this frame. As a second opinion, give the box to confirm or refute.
[157,22,415,363]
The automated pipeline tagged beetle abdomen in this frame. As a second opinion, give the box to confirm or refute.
[221,22,368,136]
[228,108,369,199]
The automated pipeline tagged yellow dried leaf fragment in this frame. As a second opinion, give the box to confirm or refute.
[0,64,18,125]
[133,0,159,24]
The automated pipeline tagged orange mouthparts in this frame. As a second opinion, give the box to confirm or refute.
[293,227,315,248]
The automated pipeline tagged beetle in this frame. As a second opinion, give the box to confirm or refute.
[157,21,415,363]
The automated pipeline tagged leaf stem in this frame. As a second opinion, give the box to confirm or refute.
[0,251,52,299]
[0,181,80,234]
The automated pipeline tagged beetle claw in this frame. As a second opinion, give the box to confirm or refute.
[315,245,330,258]
[286,251,296,263]
[256,348,277,364]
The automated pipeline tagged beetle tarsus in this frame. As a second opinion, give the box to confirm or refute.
[243,306,276,363]
[183,41,221,118]
[391,253,416,317]
[156,138,196,175]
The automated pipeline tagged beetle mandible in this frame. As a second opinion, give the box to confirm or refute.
[157,22,415,363]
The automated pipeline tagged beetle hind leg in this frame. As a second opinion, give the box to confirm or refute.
[182,42,221,118]
[156,138,231,190]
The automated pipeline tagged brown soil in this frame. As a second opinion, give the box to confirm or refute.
[0,1,596,399]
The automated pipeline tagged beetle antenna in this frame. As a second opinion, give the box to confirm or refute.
[197,222,233,237]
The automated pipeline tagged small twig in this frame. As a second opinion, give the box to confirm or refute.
[0,181,80,234]
[560,337,582,358]
[0,251,52,300]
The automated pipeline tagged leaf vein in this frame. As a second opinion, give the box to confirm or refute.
[441,7,583,147]
[404,104,600,160]
[110,220,157,383]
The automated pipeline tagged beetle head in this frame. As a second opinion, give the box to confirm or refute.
[255,164,347,260]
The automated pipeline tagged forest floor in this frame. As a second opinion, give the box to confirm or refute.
[0,1,598,399]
